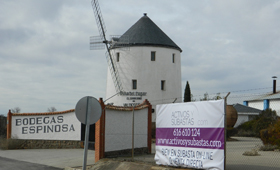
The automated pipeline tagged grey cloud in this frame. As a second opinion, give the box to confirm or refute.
[1,0,280,114]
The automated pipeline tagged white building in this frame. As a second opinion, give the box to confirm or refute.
[244,91,280,116]
[244,79,280,116]
[233,103,262,128]
[105,14,182,121]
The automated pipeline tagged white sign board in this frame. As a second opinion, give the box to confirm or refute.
[154,100,225,170]
[11,111,81,140]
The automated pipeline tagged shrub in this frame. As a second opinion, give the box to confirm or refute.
[242,149,260,156]
[0,137,7,149]
[237,109,278,137]
[236,129,257,137]
[236,120,257,137]
[0,114,7,137]
[227,127,238,138]
[259,144,279,151]
[253,109,278,137]
[0,137,25,150]
[237,120,256,131]
[260,120,280,147]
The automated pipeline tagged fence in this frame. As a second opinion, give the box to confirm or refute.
[147,89,279,169]
[191,90,280,169]
[95,98,152,162]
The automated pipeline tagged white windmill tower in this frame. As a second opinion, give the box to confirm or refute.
[90,1,182,121]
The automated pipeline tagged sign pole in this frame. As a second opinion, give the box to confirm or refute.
[82,97,91,170]
[75,96,102,170]
[132,105,135,161]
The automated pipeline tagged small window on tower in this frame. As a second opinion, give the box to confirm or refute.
[161,80,166,90]
[132,79,137,90]
[151,51,156,61]
[116,52,120,62]
[172,53,175,63]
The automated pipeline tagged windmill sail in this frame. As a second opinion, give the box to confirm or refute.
[90,0,123,93]
[91,0,106,40]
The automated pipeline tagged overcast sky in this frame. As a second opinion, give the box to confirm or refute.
[1,0,280,115]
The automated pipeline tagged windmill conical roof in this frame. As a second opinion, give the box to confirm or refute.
[111,14,182,52]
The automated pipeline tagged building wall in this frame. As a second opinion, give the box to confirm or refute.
[270,99,280,116]
[248,101,263,111]
[234,114,249,128]
[248,99,280,116]
[105,108,148,152]
[106,46,182,121]
[234,113,258,128]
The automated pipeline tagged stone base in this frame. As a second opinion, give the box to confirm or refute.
[17,139,83,149]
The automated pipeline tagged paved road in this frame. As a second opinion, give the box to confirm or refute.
[0,156,62,170]
[0,137,280,170]
[226,137,280,170]
[0,149,95,169]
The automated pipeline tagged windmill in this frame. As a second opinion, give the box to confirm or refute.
[90,0,128,94]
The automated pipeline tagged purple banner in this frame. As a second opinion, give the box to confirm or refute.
[156,128,224,149]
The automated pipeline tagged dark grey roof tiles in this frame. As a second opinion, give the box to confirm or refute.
[233,103,262,113]
[111,14,182,52]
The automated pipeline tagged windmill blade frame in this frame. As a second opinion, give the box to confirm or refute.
[90,0,123,93]
[91,0,107,41]
[90,36,105,50]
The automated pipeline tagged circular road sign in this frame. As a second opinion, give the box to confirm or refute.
[75,96,102,125]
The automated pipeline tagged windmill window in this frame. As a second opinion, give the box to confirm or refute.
[151,51,156,61]
[116,52,120,62]
[161,80,166,90]
[172,53,175,63]
[132,79,137,90]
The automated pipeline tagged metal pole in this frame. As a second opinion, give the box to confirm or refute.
[224,92,230,170]
[82,97,91,170]
[132,106,135,161]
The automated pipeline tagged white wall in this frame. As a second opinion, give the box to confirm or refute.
[248,101,263,111]
[248,99,280,116]
[234,115,249,128]
[105,108,148,152]
[234,113,258,128]
[270,99,280,116]
[11,112,81,140]
[106,46,182,122]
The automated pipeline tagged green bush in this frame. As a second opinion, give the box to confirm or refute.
[260,120,280,147]
[236,129,257,137]
[237,120,256,131]
[236,120,258,137]
[227,127,238,138]
[237,109,278,137]
[253,109,278,137]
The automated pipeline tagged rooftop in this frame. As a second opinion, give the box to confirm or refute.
[111,13,182,52]
[245,91,280,101]
[233,103,262,113]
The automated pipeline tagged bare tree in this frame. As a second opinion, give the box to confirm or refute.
[200,92,209,101]
[212,93,222,100]
[47,107,57,112]
[11,107,21,113]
